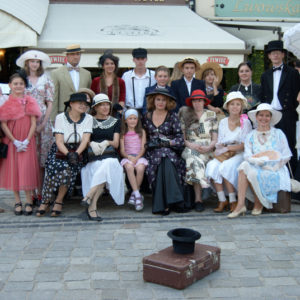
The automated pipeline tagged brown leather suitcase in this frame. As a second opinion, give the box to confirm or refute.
[143,243,221,290]
[269,191,291,213]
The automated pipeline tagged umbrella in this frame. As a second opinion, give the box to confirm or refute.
[283,23,300,59]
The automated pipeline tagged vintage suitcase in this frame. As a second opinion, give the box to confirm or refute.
[143,243,220,290]
[269,191,291,213]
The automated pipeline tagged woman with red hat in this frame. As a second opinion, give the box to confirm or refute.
[179,90,218,212]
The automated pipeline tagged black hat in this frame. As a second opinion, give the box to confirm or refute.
[167,228,201,255]
[146,87,176,101]
[64,92,90,109]
[266,40,286,53]
[132,48,147,58]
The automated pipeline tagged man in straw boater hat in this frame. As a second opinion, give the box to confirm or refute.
[171,57,205,112]
[261,40,300,171]
[50,44,92,121]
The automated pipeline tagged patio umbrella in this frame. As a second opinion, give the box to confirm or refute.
[283,23,300,59]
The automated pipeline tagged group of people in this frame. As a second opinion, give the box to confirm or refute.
[0,39,299,221]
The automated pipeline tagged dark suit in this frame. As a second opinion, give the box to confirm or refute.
[261,64,300,171]
[171,77,205,112]
[142,84,173,115]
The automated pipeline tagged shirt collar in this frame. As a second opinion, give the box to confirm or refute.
[131,69,149,79]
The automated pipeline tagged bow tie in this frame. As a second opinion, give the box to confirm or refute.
[273,66,282,72]
[67,66,80,72]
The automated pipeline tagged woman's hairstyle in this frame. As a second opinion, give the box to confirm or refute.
[120,111,143,138]
[9,71,28,88]
[89,102,112,117]
[155,65,170,77]
[147,94,176,112]
[98,50,119,72]
[201,68,215,80]
[237,61,252,72]
[169,62,183,84]
[24,60,44,77]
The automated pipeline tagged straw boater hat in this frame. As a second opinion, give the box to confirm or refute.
[91,93,111,108]
[197,62,223,86]
[64,44,85,54]
[185,90,210,107]
[178,57,201,71]
[223,91,248,111]
[77,88,95,101]
[248,103,282,126]
[16,50,51,68]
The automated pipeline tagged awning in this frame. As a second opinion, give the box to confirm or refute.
[213,20,300,50]
[0,0,49,48]
[37,4,247,68]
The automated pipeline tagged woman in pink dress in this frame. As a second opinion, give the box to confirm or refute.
[0,73,41,215]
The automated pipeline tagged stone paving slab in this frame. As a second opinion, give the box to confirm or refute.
[0,189,300,299]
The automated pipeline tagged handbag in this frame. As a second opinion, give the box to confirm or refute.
[55,132,83,161]
[85,145,116,163]
[287,162,300,193]
[214,150,236,163]
[0,142,8,158]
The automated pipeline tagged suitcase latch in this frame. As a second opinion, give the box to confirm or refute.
[186,261,195,278]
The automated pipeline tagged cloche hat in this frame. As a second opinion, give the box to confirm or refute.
[64,93,90,110]
[91,93,111,108]
[223,91,248,110]
[248,103,282,126]
[16,50,51,68]
[185,90,210,107]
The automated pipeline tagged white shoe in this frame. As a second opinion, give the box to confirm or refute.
[227,206,247,219]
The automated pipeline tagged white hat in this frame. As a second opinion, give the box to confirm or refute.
[248,103,282,126]
[91,93,111,108]
[16,50,51,68]
[223,91,248,110]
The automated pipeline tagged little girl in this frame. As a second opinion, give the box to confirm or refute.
[120,109,148,211]
[0,73,41,215]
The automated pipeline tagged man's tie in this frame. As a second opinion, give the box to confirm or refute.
[67,66,80,72]
[273,66,282,72]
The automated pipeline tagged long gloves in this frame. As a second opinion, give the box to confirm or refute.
[89,140,109,156]
[13,139,29,152]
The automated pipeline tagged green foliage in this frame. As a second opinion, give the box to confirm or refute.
[248,50,264,84]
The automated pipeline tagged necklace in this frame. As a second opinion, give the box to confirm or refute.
[257,130,271,145]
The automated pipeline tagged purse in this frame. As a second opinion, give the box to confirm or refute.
[55,132,83,161]
[85,145,116,163]
[214,150,236,162]
[0,142,8,158]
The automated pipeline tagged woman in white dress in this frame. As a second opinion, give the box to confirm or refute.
[81,94,124,221]
[205,91,252,212]
[228,103,291,218]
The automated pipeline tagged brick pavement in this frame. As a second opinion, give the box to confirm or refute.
[0,189,300,300]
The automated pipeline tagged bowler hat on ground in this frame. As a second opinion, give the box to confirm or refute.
[132,48,147,58]
[265,40,286,53]
[64,92,89,109]
[167,228,201,254]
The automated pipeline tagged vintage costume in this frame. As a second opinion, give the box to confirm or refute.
[238,128,291,208]
[42,112,93,203]
[81,116,124,205]
[205,117,252,189]
[180,108,218,187]
[0,95,41,191]
[27,74,55,166]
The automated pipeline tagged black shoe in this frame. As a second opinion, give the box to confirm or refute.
[51,202,63,217]
[87,209,102,222]
[195,202,205,212]
[14,202,22,216]
[23,203,33,216]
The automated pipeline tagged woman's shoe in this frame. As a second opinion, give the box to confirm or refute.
[80,196,92,207]
[14,202,22,216]
[86,209,102,222]
[251,207,263,216]
[227,206,247,219]
[214,200,229,213]
[36,203,50,217]
[230,201,238,212]
[23,203,33,216]
[128,193,135,206]
[50,202,63,217]
[135,195,144,211]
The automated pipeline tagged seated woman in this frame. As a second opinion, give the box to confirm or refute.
[80,93,124,221]
[228,103,292,218]
[142,87,186,215]
[179,90,218,212]
[205,91,252,213]
[37,93,93,217]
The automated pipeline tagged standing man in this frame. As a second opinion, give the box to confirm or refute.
[51,44,92,121]
[171,57,205,112]
[122,48,156,112]
[261,40,300,171]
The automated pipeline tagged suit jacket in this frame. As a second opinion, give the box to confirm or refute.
[50,65,92,121]
[142,84,173,115]
[171,77,205,112]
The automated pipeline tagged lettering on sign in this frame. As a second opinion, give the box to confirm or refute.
[100,25,160,36]
[207,56,229,66]
[50,56,67,64]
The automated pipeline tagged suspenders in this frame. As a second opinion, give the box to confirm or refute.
[131,69,151,108]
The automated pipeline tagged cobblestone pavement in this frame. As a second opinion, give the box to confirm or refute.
[0,189,300,300]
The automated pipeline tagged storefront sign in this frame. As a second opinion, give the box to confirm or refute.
[215,0,300,18]
[49,55,66,64]
[50,0,187,5]
[207,56,229,65]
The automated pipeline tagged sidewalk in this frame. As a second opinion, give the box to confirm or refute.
[0,189,300,300]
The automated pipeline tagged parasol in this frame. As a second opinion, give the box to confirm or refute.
[283,23,300,59]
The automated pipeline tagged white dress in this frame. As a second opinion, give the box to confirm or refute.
[205,117,252,189]
[238,128,291,208]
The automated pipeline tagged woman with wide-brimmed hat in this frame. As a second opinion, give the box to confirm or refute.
[80,93,124,221]
[91,50,125,107]
[16,50,54,202]
[179,90,218,212]
[205,91,252,213]
[228,103,292,218]
[36,93,93,217]
[142,87,186,215]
